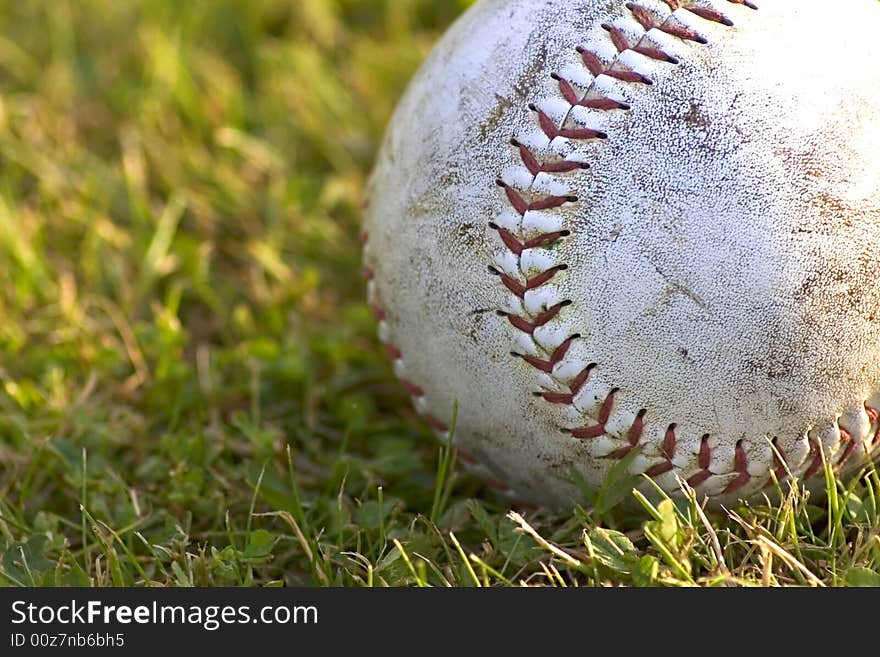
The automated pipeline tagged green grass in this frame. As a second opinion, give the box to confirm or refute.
[1,0,879,588]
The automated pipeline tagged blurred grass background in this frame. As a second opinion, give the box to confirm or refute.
[0,0,878,587]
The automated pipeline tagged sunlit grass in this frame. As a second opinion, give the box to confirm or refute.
[0,0,878,587]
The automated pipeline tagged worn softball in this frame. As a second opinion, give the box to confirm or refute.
[362,0,880,508]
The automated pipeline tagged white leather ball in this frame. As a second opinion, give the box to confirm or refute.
[362,0,880,508]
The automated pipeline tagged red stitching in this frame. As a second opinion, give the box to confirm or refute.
[365,232,453,437]
[803,438,825,479]
[723,440,752,494]
[836,428,858,466]
[571,389,619,440]
[551,72,633,111]
[496,179,579,215]
[517,334,579,373]
[867,405,880,449]
[686,435,714,487]
[489,223,570,257]
[424,414,449,432]
[399,378,425,398]
[456,448,478,465]
[491,264,569,299]
[530,103,609,140]
[626,3,708,44]
[540,363,595,404]
[682,6,735,27]
[608,409,646,459]
[500,300,572,335]
[576,47,653,85]
[511,138,591,174]
[602,24,680,64]
[482,475,514,494]
[725,0,759,9]
[769,437,789,485]
[645,424,677,477]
